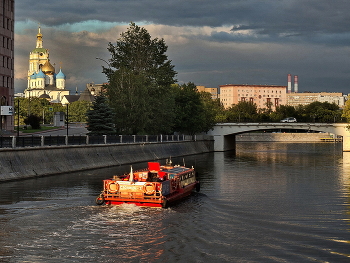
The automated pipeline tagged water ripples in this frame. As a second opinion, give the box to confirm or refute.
[0,144,349,262]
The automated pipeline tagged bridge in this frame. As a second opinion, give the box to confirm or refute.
[206,123,350,151]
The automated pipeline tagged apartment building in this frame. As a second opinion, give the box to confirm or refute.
[287,92,347,108]
[220,84,287,109]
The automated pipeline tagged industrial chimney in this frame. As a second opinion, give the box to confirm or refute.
[294,75,298,93]
[287,74,292,93]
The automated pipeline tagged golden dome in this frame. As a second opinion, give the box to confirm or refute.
[41,59,55,75]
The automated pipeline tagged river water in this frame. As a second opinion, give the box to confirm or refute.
[0,142,349,263]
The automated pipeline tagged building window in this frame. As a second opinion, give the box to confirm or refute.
[266,98,271,105]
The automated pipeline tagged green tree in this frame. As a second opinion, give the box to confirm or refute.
[86,95,116,135]
[262,101,273,115]
[226,101,258,122]
[173,82,215,134]
[68,100,92,122]
[20,97,50,123]
[270,105,299,122]
[106,69,150,134]
[44,103,65,124]
[104,22,177,134]
[15,98,65,126]
[24,114,41,129]
[301,101,341,122]
[342,97,350,122]
[199,92,223,128]
[173,82,202,134]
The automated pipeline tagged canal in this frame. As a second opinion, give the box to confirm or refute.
[0,142,349,262]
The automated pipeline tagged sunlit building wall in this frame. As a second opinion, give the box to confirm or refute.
[219,84,287,109]
[287,92,347,108]
[196,86,219,99]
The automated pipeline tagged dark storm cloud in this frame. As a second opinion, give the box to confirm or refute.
[14,0,350,93]
[17,0,350,38]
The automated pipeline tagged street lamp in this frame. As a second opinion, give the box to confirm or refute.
[96,57,109,66]
[66,104,69,136]
[17,99,20,137]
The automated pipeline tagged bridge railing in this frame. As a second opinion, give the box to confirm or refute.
[0,134,213,149]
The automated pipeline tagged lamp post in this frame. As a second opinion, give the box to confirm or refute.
[0,96,5,133]
[17,99,20,137]
[66,104,69,136]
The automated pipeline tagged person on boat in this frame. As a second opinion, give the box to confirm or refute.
[147,172,158,182]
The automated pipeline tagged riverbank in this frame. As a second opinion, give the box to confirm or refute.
[0,140,213,182]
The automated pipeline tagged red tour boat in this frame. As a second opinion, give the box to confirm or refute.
[95,160,200,208]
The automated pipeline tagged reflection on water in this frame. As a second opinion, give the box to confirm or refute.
[341,152,350,188]
[0,143,349,262]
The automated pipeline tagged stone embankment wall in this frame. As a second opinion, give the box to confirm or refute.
[236,133,333,142]
[0,140,213,182]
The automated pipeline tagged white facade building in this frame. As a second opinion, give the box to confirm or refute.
[287,92,347,108]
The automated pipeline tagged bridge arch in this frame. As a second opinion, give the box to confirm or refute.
[206,123,350,152]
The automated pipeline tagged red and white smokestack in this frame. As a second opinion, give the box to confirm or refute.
[294,75,298,93]
[287,74,292,93]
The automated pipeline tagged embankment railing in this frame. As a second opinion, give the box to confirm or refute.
[0,134,212,149]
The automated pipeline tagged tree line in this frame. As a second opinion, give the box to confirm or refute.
[14,97,91,128]
[223,100,345,123]
[15,94,347,133]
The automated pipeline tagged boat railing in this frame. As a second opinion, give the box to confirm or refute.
[103,180,163,199]
[103,187,163,201]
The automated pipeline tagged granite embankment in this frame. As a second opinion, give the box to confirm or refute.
[236,132,334,142]
[0,140,213,182]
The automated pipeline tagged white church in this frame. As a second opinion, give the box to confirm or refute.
[24,27,70,102]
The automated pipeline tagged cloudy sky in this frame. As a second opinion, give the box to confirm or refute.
[14,0,350,94]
